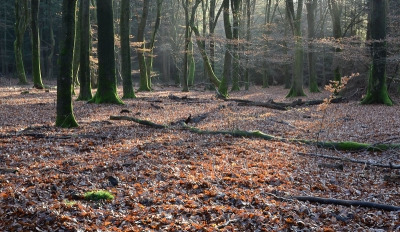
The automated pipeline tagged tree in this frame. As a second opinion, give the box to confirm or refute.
[181,0,222,91]
[286,0,306,97]
[218,0,233,98]
[306,0,320,92]
[88,0,123,104]
[56,0,78,128]
[361,0,392,105]
[14,0,29,85]
[262,0,279,89]
[136,0,151,92]
[76,0,92,101]
[181,0,192,92]
[31,0,44,89]
[120,0,135,99]
[145,0,163,89]
[328,0,343,83]
[230,0,242,92]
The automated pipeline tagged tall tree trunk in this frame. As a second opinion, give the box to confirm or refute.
[72,1,82,89]
[31,0,44,89]
[77,0,93,101]
[14,0,29,85]
[188,41,195,86]
[230,0,242,92]
[88,0,123,104]
[361,0,392,105]
[219,0,233,98]
[286,0,306,97]
[328,0,342,83]
[137,0,151,91]
[306,0,320,92]
[56,0,79,128]
[46,0,55,80]
[120,0,135,99]
[181,0,191,92]
[189,0,221,88]
[145,0,163,89]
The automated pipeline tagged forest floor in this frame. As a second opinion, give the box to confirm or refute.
[0,80,400,231]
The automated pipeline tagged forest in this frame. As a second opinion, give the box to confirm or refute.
[0,0,400,231]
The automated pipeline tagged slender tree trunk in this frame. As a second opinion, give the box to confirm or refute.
[72,1,81,89]
[361,0,392,105]
[231,0,242,92]
[219,0,233,98]
[181,0,190,92]
[2,4,8,76]
[56,0,79,128]
[77,0,93,101]
[31,0,44,89]
[46,0,55,80]
[145,0,163,89]
[245,0,251,90]
[14,0,29,85]
[188,41,195,86]
[88,0,123,104]
[120,0,135,99]
[328,0,342,83]
[137,0,151,91]
[286,0,306,97]
[190,0,221,88]
[306,0,320,92]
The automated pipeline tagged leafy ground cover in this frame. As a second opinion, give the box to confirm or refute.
[0,81,399,231]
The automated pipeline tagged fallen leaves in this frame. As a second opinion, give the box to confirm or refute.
[0,83,399,230]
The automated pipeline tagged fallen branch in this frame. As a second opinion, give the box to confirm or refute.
[292,196,400,211]
[0,168,18,174]
[109,116,400,151]
[109,116,168,129]
[298,152,400,169]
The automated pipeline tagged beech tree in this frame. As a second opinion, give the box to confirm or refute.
[120,0,135,99]
[361,0,392,105]
[56,0,78,128]
[76,0,92,101]
[285,0,306,97]
[88,0,123,104]
[31,0,44,89]
[14,0,29,85]
[306,0,320,92]
[136,0,151,92]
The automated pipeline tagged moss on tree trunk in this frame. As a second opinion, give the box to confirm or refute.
[56,0,79,128]
[285,0,306,98]
[88,0,123,104]
[361,0,392,106]
[76,0,93,101]
[120,0,135,99]
[14,0,29,85]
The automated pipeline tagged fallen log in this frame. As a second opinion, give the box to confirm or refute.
[237,101,287,111]
[109,116,167,129]
[298,152,400,169]
[109,116,400,151]
[292,196,400,211]
[0,168,18,174]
